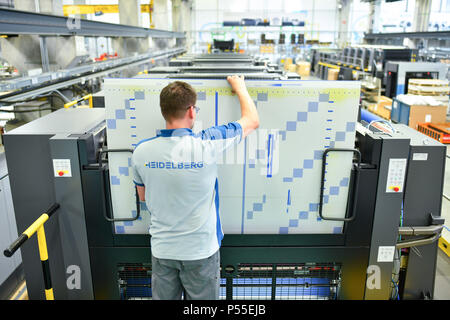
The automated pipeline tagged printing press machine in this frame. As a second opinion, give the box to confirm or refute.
[312,46,417,80]
[148,53,297,80]
[168,53,269,67]
[3,106,446,300]
[168,53,260,67]
[384,61,448,98]
[2,56,446,300]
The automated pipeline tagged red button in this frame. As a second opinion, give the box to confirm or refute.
[58,171,64,176]
[393,187,399,192]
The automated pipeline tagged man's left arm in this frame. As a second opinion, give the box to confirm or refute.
[132,153,146,201]
[136,185,146,202]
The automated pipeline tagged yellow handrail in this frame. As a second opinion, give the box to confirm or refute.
[318,62,340,70]
[64,94,93,109]
[4,204,60,300]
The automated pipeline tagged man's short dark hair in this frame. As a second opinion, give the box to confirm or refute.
[160,81,197,122]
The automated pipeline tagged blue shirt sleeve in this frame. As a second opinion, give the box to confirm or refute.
[198,122,242,141]
[196,121,243,157]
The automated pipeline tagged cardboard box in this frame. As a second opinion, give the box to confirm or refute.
[367,96,392,120]
[375,96,392,120]
[391,99,448,129]
[259,45,274,53]
[283,58,293,71]
[378,96,392,105]
[408,105,447,130]
[327,69,339,80]
[287,64,297,73]
[295,61,311,77]
[367,103,377,113]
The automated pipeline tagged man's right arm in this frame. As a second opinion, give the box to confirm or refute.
[136,185,145,202]
[227,75,260,139]
[131,152,146,201]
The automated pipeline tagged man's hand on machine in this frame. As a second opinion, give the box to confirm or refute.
[227,75,247,95]
[227,75,260,139]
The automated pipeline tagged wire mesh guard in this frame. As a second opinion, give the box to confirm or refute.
[118,263,152,300]
[222,263,341,300]
[118,262,341,300]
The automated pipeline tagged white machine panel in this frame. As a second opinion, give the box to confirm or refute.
[104,79,360,235]
[52,159,72,177]
[385,158,407,193]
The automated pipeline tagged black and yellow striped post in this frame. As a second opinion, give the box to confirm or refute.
[4,203,60,300]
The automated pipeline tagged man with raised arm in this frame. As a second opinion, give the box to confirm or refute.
[131,75,259,300]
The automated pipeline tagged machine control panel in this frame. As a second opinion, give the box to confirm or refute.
[52,159,72,177]
[386,159,407,193]
[385,158,407,193]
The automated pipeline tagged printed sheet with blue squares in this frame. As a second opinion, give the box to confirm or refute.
[104,78,360,235]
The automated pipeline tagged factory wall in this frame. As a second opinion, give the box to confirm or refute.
[193,0,339,45]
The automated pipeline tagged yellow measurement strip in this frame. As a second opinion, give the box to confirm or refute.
[109,84,360,103]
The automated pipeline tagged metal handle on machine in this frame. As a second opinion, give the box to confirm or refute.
[396,225,444,249]
[98,148,134,167]
[398,225,444,236]
[99,148,141,222]
[396,234,441,249]
[318,148,361,222]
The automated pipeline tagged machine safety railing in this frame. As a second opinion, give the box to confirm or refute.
[3,203,60,300]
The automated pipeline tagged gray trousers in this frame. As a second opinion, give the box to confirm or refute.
[151,250,220,300]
